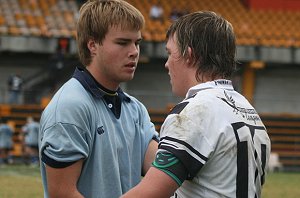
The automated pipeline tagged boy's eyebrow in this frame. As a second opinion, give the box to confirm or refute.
[115,37,143,42]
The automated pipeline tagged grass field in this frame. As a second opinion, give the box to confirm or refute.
[0,165,299,198]
[0,165,43,198]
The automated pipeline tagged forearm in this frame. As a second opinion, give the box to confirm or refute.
[142,140,158,174]
[46,160,84,198]
[121,180,171,198]
[49,188,84,198]
[121,167,178,198]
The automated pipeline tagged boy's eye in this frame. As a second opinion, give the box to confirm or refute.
[118,42,127,45]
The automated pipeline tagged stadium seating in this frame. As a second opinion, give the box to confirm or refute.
[1,0,300,47]
[0,0,78,38]
[127,0,300,47]
[1,104,300,169]
[262,114,300,170]
[0,104,43,157]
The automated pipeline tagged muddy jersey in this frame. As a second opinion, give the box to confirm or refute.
[158,80,271,198]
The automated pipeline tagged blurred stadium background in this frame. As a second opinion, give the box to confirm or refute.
[0,0,300,172]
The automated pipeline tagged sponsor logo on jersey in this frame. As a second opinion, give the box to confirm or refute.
[214,79,232,86]
[218,91,260,124]
[97,126,105,135]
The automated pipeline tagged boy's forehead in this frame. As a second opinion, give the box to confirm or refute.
[166,36,177,49]
[109,24,141,32]
[107,25,141,37]
[108,25,141,33]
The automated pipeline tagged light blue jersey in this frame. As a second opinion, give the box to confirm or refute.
[39,67,158,198]
[0,124,13,149]
[23,121,39,147]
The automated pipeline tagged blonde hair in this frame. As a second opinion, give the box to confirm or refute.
[77,0,145,66]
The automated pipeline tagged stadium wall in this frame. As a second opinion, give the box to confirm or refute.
[254,65,300,114]
[1,36,300,114]
[2,36,300,64]
[0,52,50,104]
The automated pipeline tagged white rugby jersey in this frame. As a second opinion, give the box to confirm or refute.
[158,80,271,198]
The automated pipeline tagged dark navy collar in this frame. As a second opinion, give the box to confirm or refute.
[73,66,131,102]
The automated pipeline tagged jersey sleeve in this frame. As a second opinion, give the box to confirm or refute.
[137,100,159,145]
[152,150,188,186]
[39,88,92,169]
[40,122,89,168]
[158,101,215,179]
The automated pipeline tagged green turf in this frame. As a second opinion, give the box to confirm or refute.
[0,164,43,198]
[0,165,299,198]
[263,171,300,198]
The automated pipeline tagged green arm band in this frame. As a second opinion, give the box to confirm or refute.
[152,151,188,186]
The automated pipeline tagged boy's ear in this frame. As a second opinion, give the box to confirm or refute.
[87,40,97,55]
[186,46,193,64]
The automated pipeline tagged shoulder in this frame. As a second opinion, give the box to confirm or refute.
[162,91,219,134]
[121,93,153,124]
[169,92,214,117]
[57,78,89,100]
[41,78,94,127]
[123,93,148,112]
[48,78,92,108]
